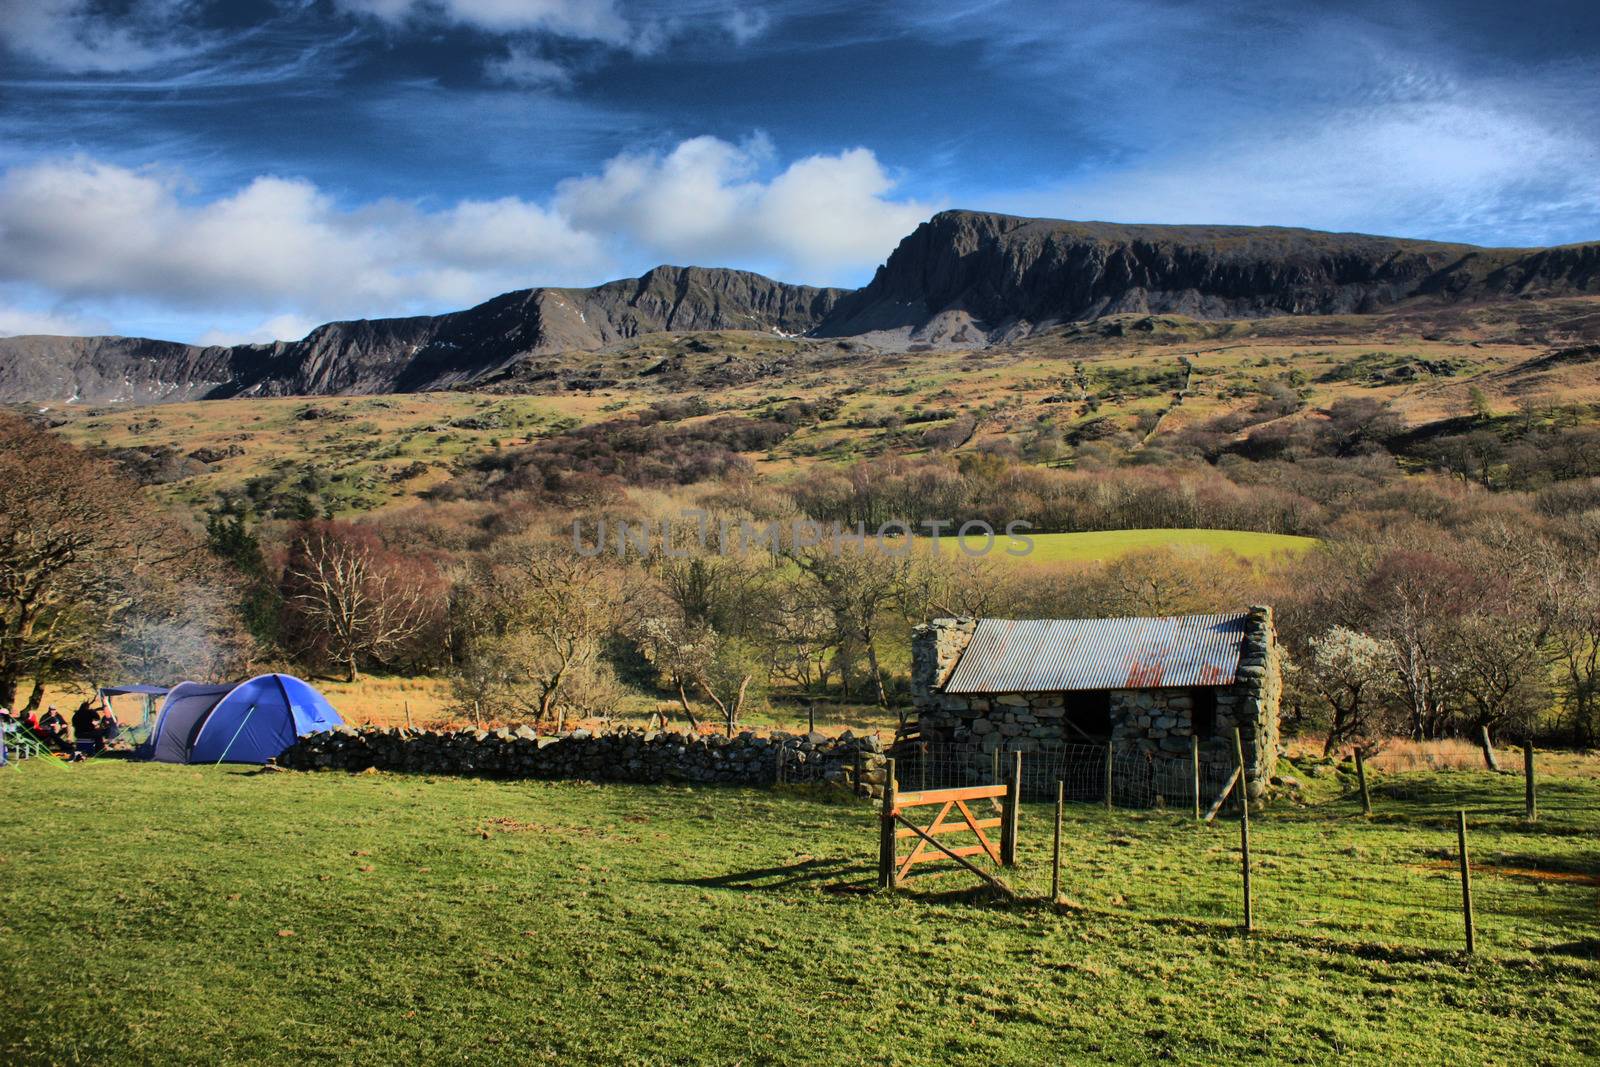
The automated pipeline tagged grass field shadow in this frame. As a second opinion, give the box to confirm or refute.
[662,856,875,893]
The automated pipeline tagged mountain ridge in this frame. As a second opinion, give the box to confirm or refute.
[4,210,1598,404]
[815,211,1600,345]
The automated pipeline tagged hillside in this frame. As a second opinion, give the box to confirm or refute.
[3,211,1598,405]
[0,267,843,404]
[38,297,1600,518]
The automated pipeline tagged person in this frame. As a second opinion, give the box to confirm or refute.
[72,701,101,760]
[98,707,123,747]
[39,707,68,751]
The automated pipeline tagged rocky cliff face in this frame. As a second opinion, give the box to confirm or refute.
[0,266,843,404]
[3,212,1597,403]
[812,210,1600,344]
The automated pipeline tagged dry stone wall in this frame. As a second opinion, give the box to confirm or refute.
[278,725,891,795]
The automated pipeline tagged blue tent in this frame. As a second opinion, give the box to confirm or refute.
[141,674,343,764]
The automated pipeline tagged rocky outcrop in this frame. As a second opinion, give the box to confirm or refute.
[0,266,844,404]
[0,334,240,405]
[813,210,1600,344]
[6,211,1598,403]
[277,724,891,796]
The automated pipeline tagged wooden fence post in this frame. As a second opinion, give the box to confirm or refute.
[404,700,413,731]
[854,749,865,799]
[1104,743,1114,811]
[878,758,898,891]
[1523,743,1536,822]
[1479,726,1500,772]
[1457,809,1474,954]
[808,703,815,734]
[1234,727,1253,933]
[919,741,929,792]
[991,748,1000,784]
[1191,734,1201,821]
[1051,779,1064,903]
[1001,751,1022,867]
[1354,748,1372,816]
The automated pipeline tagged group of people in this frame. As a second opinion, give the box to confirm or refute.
[0,700,121,761]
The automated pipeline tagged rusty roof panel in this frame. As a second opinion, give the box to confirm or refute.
[941,614,1247,694]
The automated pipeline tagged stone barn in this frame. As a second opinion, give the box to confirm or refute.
[909,606,1282,798]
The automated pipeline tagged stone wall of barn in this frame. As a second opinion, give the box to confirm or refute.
[910,606,1281,797]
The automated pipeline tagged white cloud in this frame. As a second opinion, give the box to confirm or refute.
[0,0,203,72]
[555,135,935,276]
[484,43,574,88]
[1017,97,1600,246]
[0,157,609,318]
[334,0,632,44]
[722,7,770,45]
[197,315,320,347]
[0,300,112,338]
[0,137,928,342]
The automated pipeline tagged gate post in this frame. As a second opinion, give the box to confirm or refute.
[878,757,898,891]
[1523,743,1536,822]
[1001,750,1022,866]
[1234,727,1253,933]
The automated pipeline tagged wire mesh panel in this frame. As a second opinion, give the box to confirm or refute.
[890,740,1241,809]
[886,740,1000,791]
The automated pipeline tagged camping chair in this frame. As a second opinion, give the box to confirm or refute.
[3,724,68,765]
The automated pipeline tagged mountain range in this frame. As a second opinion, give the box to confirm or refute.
[4,209,1598,404]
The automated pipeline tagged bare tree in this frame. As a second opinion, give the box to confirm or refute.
[787,544,921,708]
[1097,547,1251,617]
[627,510,785,733]
[453,536,628,731]
[0,413,245,705]
[283,523,432,682]
[1539,549,1600,746]
[638,617,762,735]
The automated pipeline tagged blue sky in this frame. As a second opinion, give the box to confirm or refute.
[1,0,1597,343]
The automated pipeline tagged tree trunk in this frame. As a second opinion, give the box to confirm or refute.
[345,650,359,684]
[1322,700,1353,757]
[726,674,752,737]
[23,679,45,714]
[674,682,700,730]
[866,641,888,708]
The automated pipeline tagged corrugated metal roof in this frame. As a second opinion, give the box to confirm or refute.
[941,614,1248,694]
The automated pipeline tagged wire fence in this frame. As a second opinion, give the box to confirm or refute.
[888,739,1239,809]
[881,739,1600,958]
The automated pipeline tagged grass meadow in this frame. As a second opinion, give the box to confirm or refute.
[970,528,1318,565]
[1,757,1596,1064]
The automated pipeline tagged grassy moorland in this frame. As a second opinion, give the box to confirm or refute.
[2,759,1596,1065]
[38,300,1600,519]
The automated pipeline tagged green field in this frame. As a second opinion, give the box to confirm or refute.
[963,527,1319,564]
[2,759,1596,1064]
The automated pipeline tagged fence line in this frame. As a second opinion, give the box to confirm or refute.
[876,739,1593,958]
[888,739,1239,810]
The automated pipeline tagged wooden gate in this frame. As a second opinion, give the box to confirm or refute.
[877,754,1020,897]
